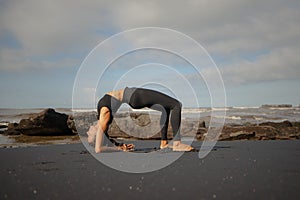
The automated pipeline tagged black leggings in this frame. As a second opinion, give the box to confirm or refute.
[126,88,182,141]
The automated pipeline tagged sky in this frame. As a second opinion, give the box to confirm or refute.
[0,0,299,108]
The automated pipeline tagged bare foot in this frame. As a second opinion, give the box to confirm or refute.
[173,141,193,152]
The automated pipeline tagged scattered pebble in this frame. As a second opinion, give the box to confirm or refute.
[33,190,37,194]
[213,194,217,198]
[129,186,133,190]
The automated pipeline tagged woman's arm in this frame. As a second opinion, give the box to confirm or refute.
[95,107,110,153]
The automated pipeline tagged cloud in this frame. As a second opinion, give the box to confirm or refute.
[202,46,300,85]
[0,1,114,54]
[112,0,300,53]
[0,0,115,71]
[0,48,80,71]
[111,0,300,85]
[0,0,299,86]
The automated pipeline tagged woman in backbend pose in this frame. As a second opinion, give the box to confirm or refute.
[87,87,194,153]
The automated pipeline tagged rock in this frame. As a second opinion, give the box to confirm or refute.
[198,121,206,128]
[261,104,293,108]
[107,117,300,141]
[107,113,201,139]
[4,108,75,136]
[220,125,279,141]
[195,121,207,140]
[2,123,21,135]
[229,131,255,138]
[7,122,18,130]
[108,113,162,139]
[129,112,151,127]
[258,121,300,140]
[196,128,207,140]
[72,111,97,136]
[292,122,300,128]
[67,115,77,134]
[259,120,293,129]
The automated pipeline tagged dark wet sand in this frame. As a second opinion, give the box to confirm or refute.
[0,140,299,200]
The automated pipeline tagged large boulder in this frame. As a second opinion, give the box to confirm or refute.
[108,113,162,139]
[4,108,75,136]
[259,120,293,129]
[220,125,278,140]
[218,121,300,141]
[259,120,300,139]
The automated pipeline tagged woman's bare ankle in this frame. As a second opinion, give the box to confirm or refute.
[160,140,169,149]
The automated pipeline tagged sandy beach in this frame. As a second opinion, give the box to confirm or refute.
[1,140,299,200]
[1,0,300,199]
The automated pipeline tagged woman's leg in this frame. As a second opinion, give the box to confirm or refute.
[169,100,182,141]
[129,88,182,140]
[160,108,170,141]
[128,88,193,151]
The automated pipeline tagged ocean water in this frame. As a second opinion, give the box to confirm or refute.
[182,106,300,125]
[0,106,299,125]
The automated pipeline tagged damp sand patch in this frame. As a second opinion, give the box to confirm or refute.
[1,135,80,148]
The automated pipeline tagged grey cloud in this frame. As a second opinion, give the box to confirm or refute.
[202,46,300,85]
[0,0,299,81]
[111,0,300,84]
[0,0,113,70]
[113,0,300,54]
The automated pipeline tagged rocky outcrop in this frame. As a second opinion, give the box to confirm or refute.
[3,109,75,136]
[259,120,293,129]
[197,120,300,141]
[73,111,300,141]
[218,126,278,140]
[261,104,293,108]
[73,111,204,140]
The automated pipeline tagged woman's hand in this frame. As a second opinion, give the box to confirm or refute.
[118,143,135,151]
